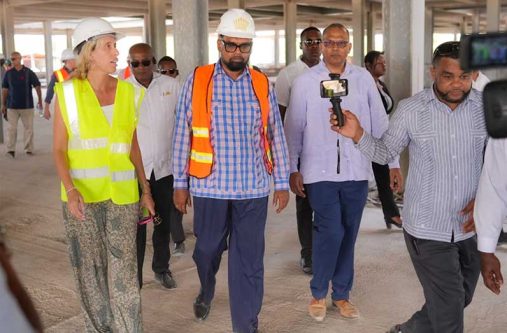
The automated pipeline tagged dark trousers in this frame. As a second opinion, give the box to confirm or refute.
[372,162,400,222]
[306,181,368,300]
[136,174,184,287]
[296,190,313,260]
[193,196,268,333]
[401,232,480,333]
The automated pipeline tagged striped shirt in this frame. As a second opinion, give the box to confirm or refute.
[357,88,487,242]
[172,61,290,199]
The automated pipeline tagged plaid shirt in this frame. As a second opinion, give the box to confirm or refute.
[172,61,289,199]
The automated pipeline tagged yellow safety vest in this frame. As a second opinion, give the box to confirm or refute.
[55,78,144,204]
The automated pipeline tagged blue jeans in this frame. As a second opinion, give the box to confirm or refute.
[306,181,368,301]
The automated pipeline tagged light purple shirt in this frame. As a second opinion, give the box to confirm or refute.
[284,61,394,184]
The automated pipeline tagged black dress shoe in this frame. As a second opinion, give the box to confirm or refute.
[300,257,313,275]
[386,324,402,333]
[385,217,402,229]
[193,295,211,320]
[155,271,177,289]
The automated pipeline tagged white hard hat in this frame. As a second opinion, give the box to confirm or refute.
[72,17,122,51]
[61,48,75,61]
[216,8,255,39]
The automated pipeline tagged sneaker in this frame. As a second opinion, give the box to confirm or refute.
[173,242,185,256]
[154,271,177,289]
[300,257,312,275]
[26,151,33,156]
[193,294,211,320]
[332,299,359,319]
[7,151,14,158]
[308,298,326,322]
[386,324,402,333]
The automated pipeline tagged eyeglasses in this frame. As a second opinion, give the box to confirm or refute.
[302,39,322,47]
[220,39,253,53]
[322,40,349,49]
[130,59,152,68]
[433,41,460,59]
[159,68,179,75]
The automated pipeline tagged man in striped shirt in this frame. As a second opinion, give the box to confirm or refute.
[172,9,289,333]
[334,41,487,333]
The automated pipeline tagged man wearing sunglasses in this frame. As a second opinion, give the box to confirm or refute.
[126,43,183,291]
[332,41,486,333]
[285,23,400,322]
[172,8,289,333]
[2,51,42,158]
[158,56,179,78]
[275,26,321,277]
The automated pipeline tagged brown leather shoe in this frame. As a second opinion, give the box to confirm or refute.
[333,299,359,319]
[308,298,326,322]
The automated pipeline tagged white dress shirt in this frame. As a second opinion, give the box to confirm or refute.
[129,73,180,180]
[274,58,310,107]
[474,138,507,253]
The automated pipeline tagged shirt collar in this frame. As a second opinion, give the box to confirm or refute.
[317,60,351,77]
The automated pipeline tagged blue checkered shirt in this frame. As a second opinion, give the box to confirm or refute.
[172,61,290,199]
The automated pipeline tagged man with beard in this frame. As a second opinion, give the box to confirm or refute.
[172,8,289,333]
[331,41,487,333]
[275,26,321,275]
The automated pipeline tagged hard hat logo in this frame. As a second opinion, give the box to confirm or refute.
[216,8,255,39]
[233,17,250,32]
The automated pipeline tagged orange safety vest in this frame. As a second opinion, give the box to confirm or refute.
[189,64,273,178]
[122,66,132,79]
[54,67,71,83]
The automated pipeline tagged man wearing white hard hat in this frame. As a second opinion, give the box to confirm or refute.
[52,17,154,332]
[173,8,289,333]
[43,48,76,119]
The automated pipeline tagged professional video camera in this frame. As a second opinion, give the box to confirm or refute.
[460,32,507,138]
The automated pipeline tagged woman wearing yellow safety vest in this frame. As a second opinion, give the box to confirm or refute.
[52,17,154,332]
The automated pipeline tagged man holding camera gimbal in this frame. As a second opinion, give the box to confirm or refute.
[284,23,401,322]
[332,41,487,333]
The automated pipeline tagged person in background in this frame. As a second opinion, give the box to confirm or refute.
[2,51,42,158]
[364,50,403,229]
[127,43,184,289]
[53,17,154,332]
[158,56,179,78]
[172,8,289,333]
[43,48,77,120]
[274,26,322,275]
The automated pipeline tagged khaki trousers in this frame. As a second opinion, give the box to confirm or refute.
[6,108,34,153]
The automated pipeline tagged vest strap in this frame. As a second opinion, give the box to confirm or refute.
[68,137,108,150]
[62,81,79,137]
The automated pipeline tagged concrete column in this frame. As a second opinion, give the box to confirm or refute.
[411,0,425,94]
[486,0,500,32]
[173,0,208,79]
[43,21,53,85]
[284,0,297,65]
[352,0,365,65]
[274,29,280,67]
[143,15,149,44]
[148,0,167,60]
[472,9,481,33]
[366,2,374,52]
[424,5,433,88]
[1,0,14,55]
[66,29,73,49]
[228,0,245,8]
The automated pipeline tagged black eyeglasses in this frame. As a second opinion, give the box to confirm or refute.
[433,42,460,59]
[159,68,179,75]
[130,59,152,68]
[322,40,349,49]
[302,39,322,47]
[220,39,253,53]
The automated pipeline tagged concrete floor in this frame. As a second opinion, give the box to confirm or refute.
[1,115,507,333]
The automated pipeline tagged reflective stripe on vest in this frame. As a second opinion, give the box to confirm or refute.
[56,79,141,204]
[189,64,273,178]
[54,68,70,83]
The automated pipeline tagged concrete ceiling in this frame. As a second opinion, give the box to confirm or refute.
[6,0,507,34]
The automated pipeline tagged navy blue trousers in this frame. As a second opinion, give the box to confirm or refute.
[193,196,268,333]
[306,181,368,301]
